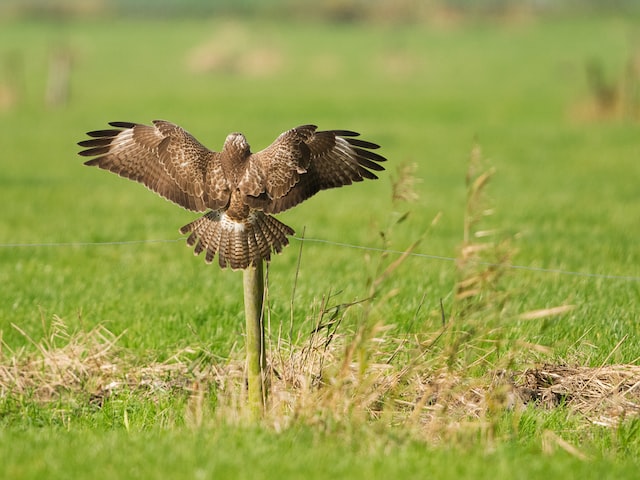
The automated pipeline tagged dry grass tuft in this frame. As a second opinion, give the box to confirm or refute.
[515,363,640,427]
[0,316,193,404]
[456,142,513,302]
[391,162,421,205]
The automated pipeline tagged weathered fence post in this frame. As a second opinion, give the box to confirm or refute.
[243,259,266,419]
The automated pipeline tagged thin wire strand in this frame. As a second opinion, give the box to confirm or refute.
[292,237,640,282]
[0,238,184,247]
[0,236,638,282]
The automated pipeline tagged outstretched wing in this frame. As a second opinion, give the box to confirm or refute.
[78,120,230,212]
[239,125,314,202]
[240,125,386,214]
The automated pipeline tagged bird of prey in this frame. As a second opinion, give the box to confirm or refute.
[78,120,386,269]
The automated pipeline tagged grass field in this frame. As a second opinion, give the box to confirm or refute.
[1,11,640,479]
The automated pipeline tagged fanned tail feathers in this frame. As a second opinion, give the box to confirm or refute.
[180,211,294,269]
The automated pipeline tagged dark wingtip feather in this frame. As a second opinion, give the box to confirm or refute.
[85,129,122,138]
[78,146,111,157]
[346,138,381,150]
[331,129,360,137]
[83,158,100,166]
[78,138,112,148]
[353,147,387,164]
[108,121,137,129]
[358,167,379,180]
[356,155,386,172]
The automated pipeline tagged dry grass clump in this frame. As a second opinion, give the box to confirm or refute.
[2,313,640,435]
[0,316,192,405]
[515,363,640,427]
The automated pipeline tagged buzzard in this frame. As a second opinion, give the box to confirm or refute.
[78,120,386,269]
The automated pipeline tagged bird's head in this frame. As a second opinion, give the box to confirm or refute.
[224,132,251,157]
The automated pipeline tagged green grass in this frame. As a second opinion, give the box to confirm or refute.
[1,12,640,479]
[2,422,640,480]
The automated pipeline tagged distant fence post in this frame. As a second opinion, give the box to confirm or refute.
[46,47,72,108]
[243,260,266,419]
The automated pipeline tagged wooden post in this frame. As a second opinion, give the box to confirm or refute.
[243,259,266,419]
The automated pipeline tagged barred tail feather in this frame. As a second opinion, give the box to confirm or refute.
[180,210,294,270]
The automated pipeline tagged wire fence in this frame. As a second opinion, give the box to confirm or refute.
[1,235,639,282]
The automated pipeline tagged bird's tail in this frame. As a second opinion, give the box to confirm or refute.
[179,211,294,270]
